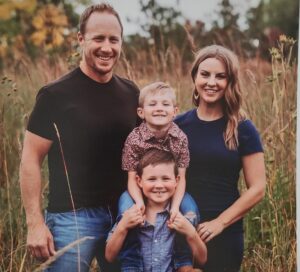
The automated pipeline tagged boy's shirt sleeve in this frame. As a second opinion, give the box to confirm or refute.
[106,222,118,243]
[177,133,190,168]
[122,130,140,171]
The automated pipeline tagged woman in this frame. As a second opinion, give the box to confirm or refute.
[175,45,266,271]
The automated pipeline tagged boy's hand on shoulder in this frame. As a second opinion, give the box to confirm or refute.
[167,212,195,237]
[119,205,144,231]
[169,207,179,224]
[135,201,145,215]
[135,201,146,226]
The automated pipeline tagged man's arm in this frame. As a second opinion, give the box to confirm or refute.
[168,212,207,266]
[105,205,143,262]
[19,130,55,260]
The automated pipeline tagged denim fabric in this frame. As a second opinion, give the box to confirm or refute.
[116,191,200,270]
[44,207,120,272]
[139,210,175,272]
[173,192,200,269]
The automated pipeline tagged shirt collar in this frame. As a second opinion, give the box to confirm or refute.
[139,121,180,141]
[142,202,171,227]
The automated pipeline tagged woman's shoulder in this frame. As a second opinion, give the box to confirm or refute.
[238,118,263,154]
[238,118,260,136]
[174,109,196,126]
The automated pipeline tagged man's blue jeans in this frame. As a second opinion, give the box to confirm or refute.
[44,206,119,272]
[117,191,200,269]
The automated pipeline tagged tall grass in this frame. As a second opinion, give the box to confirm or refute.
[0,37,297,271]
[241,37,297,272]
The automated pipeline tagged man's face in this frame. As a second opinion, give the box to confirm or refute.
[78,12,122,82]
[137,163,178,208]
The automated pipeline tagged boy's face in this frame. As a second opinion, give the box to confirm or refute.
[137,163,178,208]
[137,91,178,131]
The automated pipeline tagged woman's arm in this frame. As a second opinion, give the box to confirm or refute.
[198,152,266,242]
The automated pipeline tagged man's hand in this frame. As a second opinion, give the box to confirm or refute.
[118,204,144,231]
[27,222,56,261]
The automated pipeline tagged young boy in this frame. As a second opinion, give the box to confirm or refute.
[105,149,207,271]
[121,82,195,223]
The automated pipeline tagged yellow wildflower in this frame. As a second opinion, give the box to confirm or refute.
[279,34,287,43]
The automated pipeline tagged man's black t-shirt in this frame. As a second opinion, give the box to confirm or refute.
[27,67,139,212]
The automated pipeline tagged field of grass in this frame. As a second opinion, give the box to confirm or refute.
[0,37,297,271]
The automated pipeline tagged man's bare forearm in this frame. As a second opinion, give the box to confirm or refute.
[20,131,52,226]
[20,160,44,226]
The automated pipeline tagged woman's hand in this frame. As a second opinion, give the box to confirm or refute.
[197,218,225,243]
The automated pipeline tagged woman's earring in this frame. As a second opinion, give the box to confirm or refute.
[194,91,199,100]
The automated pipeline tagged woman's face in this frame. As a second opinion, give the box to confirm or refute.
[194,57,228,107]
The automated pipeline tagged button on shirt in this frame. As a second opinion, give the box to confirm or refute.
[139,208,175,272]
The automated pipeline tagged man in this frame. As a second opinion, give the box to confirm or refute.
[19,4,139,271]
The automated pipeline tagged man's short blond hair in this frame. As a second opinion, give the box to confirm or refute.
[139,82,177,107]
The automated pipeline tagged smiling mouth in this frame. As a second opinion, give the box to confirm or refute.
[152,191,167,195]
[97,55,112,61]
[204,89,218,94]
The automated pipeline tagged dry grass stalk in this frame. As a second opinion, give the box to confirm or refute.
[33,236,94,272]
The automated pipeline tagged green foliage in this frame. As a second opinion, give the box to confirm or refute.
[262,0,298,39]
[245,0,299,58]
[213,0,239,28]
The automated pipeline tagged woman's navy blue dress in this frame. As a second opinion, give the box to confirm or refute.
[175,109,263,272]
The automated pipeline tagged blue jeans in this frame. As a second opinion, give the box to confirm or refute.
[117,191,200,270]
[44,207,120,272]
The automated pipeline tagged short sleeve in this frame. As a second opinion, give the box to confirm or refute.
[122,131,140,171]
[106,222,118,243]
[238,120,263,156]
[27,87,56,140]
[177,134,190,168]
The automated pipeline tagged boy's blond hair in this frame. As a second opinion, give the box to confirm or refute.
[139,82,177,107]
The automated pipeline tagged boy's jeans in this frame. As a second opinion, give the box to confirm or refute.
[44,206,120,272]
[117,191,200,270]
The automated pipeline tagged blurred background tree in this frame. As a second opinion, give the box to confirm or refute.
[0,0,298,68]
[0,0,91,67]
[245,0,299,58]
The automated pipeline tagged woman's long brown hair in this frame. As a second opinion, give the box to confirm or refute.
[191,45,246,150]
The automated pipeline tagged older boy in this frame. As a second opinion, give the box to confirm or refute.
[120,82,200,270]
[106,149,207,271]
[122,82,194,222]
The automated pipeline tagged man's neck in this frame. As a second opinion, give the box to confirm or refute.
[79,62,113,83]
